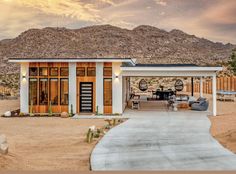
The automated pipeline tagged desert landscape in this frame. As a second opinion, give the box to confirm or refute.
[0,97,235,171]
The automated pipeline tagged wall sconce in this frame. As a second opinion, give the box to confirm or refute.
[115,75,119,79]
[22,75,26,80]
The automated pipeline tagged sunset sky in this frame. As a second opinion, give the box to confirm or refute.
[0,0,236,44]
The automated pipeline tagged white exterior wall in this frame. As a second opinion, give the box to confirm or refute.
[212,74,217,116]
[96,62,104,114]
[69,63,77,113]
[20,63,29,113]
[200,76,203,97]
[112,62,123,114]
[122,77,128,111]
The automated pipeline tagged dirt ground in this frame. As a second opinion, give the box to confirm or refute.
[209,100,236,154]
[0,117,107,171]
[0,97,236,170]
[0,99,107,171]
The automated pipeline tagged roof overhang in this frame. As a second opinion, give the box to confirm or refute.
[121,66,223,77]
[9,58,136,65]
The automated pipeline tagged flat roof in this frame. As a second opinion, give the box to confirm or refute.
[8,57,136,65]
[122,63,221,67]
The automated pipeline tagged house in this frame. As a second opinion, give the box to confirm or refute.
[9,58,222,116]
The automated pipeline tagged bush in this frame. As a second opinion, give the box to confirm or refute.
[229,51,236,75]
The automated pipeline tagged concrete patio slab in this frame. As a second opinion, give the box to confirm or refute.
[91,111,236,171]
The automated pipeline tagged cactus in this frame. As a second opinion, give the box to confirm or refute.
[29,100,34,116]
[70,104,74,117]
[96,106,98,115]
[112,119,117,126]
[48,101,53,116]
[86,128,94,143]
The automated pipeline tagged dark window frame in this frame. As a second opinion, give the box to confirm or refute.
[103,67,112,77]
[87,67,96,76]
[29,78,38,105]
[60,67,69,76]
[60,78,69,105]
[39,67,48,76]
[76,67,86,76]
[49,78,59,106]
[29,67,38,76]
[103,78,112,106]
[49,67,58,76]
[39,78,48,105]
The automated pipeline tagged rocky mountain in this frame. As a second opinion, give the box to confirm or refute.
[0,24,235,75]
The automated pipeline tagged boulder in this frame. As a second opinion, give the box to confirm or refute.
[4,111,11,117]
[0,134,7,144]
[0,143,9,155]
[0,134,8,155]
[60,112,69,118]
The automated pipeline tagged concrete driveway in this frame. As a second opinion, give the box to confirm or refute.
[91,111,236,171]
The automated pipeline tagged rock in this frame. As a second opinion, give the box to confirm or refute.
[89,126,96,131]
[0,134,7,144]
[60,112,69,118]
[0,143,9,155]
[4,111,11,117]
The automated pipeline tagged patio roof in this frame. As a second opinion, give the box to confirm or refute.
[121,64,222,76]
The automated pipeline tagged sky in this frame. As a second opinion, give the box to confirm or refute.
[0,0,236,44]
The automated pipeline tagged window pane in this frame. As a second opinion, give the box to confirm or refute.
[60,78,69,105]
[103,67,112,76]
[77,67,85,76]
[60,67,68,76]
[50,79,58,105]
[104,78,112,106]
[50,68,58,76]
[29,78,37,105]
[87,67,96,76]
[39,79,48,105]
[39,67,48,76]
[29,67,38,76]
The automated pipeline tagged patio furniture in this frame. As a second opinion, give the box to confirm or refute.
[176,94,189,102]
[189,97,206,107]
[217,90,236,102]
[191,100,209,111]
[131,95,141,109]
[156,90,175,100]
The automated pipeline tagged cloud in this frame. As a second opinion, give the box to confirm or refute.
[0,0,235,44]
[154,0,167,6]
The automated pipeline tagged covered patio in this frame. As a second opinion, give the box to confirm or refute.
[121,64,222,116]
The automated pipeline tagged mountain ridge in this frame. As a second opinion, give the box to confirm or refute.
[0,24,235,74]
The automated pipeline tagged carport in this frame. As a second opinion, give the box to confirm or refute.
[121,64,222,116]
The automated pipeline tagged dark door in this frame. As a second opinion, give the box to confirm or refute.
[80,82,93,112]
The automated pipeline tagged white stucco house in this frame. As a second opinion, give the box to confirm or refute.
[9,57,222,116]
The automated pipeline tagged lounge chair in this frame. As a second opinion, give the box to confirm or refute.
[189,97,206,107]
[191,100,209,111]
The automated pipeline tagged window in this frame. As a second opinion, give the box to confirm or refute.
[60,67,68,76]
[39,67,48,76]
[87,67,96,76]
[50,79,58,105]
[103,67,112,76]
[77,67,85,76]
[29,67,38,76]
[39,78,48,105]
[29,78,37,105]
[60,78,69,105]
[104,78,112,106]
[50,68,58,76]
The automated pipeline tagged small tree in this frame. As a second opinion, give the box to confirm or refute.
[229,50,236,75]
